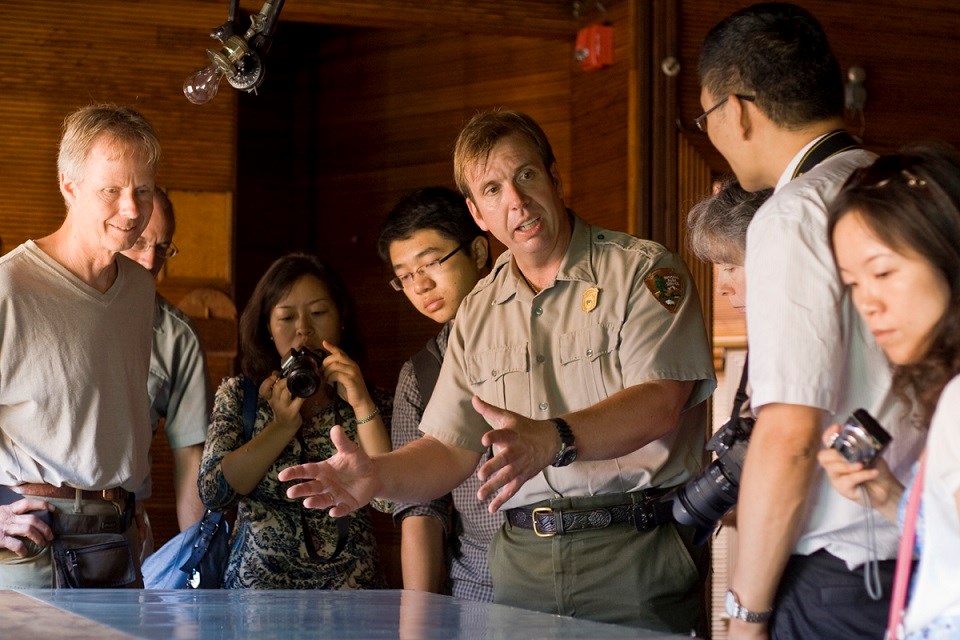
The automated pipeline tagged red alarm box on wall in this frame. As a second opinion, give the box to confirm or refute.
[574,24,613,72]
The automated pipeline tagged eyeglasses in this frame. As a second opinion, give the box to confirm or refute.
[694,94,756,133]
[129,237,179,258]
[389,243,465,291]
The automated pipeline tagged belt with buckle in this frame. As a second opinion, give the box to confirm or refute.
[10,483,131,502]
[506,490,674,538]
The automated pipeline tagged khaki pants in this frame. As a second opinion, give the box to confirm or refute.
[490,493,708,633]
[0,494,142,589]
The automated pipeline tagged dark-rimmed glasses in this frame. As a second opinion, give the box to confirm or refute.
[389,242,466,291]
[694,94,756,133]
[129,238,179,258]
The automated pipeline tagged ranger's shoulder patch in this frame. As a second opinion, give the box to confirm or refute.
[644,268,684,313]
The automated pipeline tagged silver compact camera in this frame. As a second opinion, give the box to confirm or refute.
[279,347,328,398]
[825,409,892,466]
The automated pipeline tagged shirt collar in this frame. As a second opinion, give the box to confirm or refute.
[490,212,596,305]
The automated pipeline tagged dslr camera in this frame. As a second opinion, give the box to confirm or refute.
[662,407,890,544]
[825,408,891,466]
[279,347,328,398]
[663,414,754,544]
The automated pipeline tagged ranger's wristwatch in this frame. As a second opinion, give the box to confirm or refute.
[725,590,773,623]
[549,418,577,467]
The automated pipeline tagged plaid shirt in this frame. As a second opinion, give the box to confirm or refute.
[391,322,502,602]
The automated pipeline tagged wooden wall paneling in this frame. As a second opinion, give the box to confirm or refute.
[628,0,652,239]
[0,1,237,254]
[677,135,715,345]
[649,0,681,250]
[279,0,577,36]
[570,0,633,234]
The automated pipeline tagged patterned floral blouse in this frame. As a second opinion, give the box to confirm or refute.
[199,375,391,589]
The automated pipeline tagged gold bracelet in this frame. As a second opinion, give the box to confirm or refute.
[355,408,380,425]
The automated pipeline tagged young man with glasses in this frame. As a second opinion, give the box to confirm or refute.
[121,188,213,558]
[697,4,925,638]
[377,186,498,601]
[283,111,715,632]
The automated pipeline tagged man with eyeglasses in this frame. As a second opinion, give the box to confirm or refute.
[377,186,499,602]
[282,110,715,632]
[697,5,924,638]
[121,188,212,558]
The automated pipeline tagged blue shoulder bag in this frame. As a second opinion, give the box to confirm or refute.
[142,377,258,589]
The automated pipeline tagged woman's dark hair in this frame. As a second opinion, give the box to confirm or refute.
[828,143,960,426]
[239,253,361,383]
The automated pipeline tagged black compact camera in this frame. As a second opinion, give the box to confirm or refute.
[825,408,892,467]
[663,415,755,544]
[279,347,328,398]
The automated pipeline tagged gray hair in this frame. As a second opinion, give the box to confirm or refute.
[58,104,161,182]
[687,177,772,265]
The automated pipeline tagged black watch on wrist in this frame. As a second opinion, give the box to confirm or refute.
[549,417,578,467]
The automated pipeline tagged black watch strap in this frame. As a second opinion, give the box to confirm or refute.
[551,417,574,446]
[549,417,577,467]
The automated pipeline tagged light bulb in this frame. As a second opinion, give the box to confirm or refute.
[183,64,224,105]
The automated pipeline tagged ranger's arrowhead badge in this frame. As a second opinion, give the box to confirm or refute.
[644,269,684,313]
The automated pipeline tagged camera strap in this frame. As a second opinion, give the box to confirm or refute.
[886,452,926,640]
[729,353,750,422]
[791,130,861,180]
[293,392,350,563]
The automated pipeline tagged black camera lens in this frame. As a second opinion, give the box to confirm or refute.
[286,368,320,398]
[664,416,755,544]
[279,348,326,398]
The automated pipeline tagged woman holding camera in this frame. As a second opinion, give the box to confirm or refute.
[199,253,391,589]
[819,145,960,638]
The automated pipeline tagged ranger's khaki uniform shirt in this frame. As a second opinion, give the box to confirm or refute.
[420,215,716,510]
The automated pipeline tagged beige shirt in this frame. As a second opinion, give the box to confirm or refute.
[420,215,716,509]
[0,241,154,491]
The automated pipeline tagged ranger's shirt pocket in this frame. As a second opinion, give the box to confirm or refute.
[466,345,529,409]
[559,323,618,405]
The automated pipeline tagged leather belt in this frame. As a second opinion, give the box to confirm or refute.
[506,490,674,538]
[10,483,130,502]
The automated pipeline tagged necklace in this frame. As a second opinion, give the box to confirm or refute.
[520,271,542,294]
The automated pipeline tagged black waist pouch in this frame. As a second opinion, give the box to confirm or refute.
[51,533,138,588]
